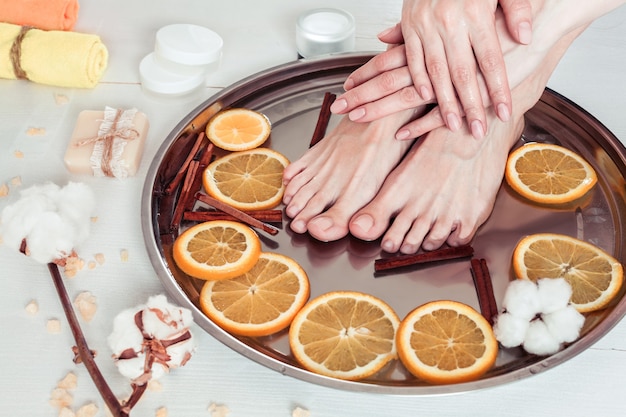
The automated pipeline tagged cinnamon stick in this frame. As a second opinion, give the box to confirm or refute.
[374,245,474,273]
[170,160,200,231]
[183,209,283,224]
[195,192,280,236]
[165,132,205,195]
[48,263,126,417]
[470,258,498,324]
[182,143,214,213]
[309,92,336,148]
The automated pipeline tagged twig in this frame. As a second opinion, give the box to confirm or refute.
[48,263,127,417]
[470,258,498,324]
[170,160,200,231]
[165,132,205,195]
[183,209,283,224]
[374,245,474,273]
[194,192,279,236]
[309,92,336,147]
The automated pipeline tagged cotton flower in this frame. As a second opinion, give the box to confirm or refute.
[108,295,196,385]
[493,278,585,356]
[0,182,95,264]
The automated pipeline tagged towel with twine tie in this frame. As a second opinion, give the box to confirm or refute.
[0,22,108,88]
[0,0,80,31]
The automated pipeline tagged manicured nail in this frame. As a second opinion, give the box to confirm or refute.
[343,78,355,90]
[348,108,366,121]
[518,22,532,45]
[396,129,411,140]
[330,98,348,113]
[351,214,374,233]
[497,103,510,122]
[446,113,461,132]
[377,26,394,39]
[471,120,485,140]
[419,85,433,101]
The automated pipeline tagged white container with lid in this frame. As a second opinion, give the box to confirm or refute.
[139,52,206,96]
[296,8,355,58]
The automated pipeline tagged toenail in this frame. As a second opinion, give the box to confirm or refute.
[311,216,333,231]
[348,108,366,121]
[290,220,306,233]
[351,214,374,233]
[381,239,395,253]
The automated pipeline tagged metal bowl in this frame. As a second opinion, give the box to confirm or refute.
[142,53,626,395]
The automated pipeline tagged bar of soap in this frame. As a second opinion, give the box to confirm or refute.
[64,107,149,178]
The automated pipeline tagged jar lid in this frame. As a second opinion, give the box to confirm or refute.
[296,8,355,58]
[155,23,223,66]
[139,52,205,95]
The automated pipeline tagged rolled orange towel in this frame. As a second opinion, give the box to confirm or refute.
[0,0,80,31]
[0,22,108,88]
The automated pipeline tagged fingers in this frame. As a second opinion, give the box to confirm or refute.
[377,22,404,45]
[499,0,533,44]
[340,46,407,92]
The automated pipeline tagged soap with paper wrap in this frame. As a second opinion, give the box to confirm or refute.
[64,107,149,178]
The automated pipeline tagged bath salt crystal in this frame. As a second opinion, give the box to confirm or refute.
[14,150,24,158]
[54,94,70,105]
[543,305,585,343]
[49,387,73,409]
[59,407,75,417]
[25,299,39,315]
[120,248,129,262]
[57,372,77,390]
[0,182,8,197]
[64,107,150,178]
[47,319,62,334]
[10,176,21,186]
[76,403,98,417]
[493,312,529,348]
[147,380,163,391]
[94,253,105,265]
[74,291,97,322]
[523,320,561,355]
[208,403,230,417]
[155,407,168,417]
[87,260,97,270]
[26,127,46,136]
[537,278,572,314]
[292,406,310,417]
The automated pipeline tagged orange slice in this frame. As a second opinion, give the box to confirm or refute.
[505,142,597,204]
[199,252,310,337]
[172,220,261,280]
[206,108,271,151]
[203,148,289,211]
[396,300,498,385]
[512,233,623,312]
[288,291,400,381]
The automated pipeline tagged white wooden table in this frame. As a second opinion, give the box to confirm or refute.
[1,1,625,416]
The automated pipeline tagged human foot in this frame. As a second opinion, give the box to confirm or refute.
[349,109,524,254]
[282,109,417,241]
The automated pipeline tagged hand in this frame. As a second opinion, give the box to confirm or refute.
[332,0,533,139]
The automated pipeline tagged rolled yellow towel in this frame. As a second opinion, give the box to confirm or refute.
[0,22,108,88]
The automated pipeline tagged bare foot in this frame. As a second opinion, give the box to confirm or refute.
[282,109,418,241]
[349,109,524,254]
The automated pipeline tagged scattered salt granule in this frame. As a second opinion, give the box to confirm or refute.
[94,253,105,265]
[54,93,70,105]
[10,176,21,186]
[57,372,78,390]
[49,387,73,409]
[208,403,230,417]
[47,319,62,334]
[0,182,8,197]
[25,299,39,315]
[76,403,98,417]
[59,407,75,417]
[26,127,46,136]
[0,182,96,264]
[155,407,168,417]
[64,254,85,278]
[292,406,311,417]
[120,249,129,262]
[74,292,97,322]
[88,260,97,270]
[147,380,163,392]
[108,295,196,384]
[90,216,98,223]
[14,150,24,159]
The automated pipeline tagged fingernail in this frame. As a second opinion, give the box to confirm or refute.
[343,78,355,90]
[396,129,411,140]
[518,22,532,45]
[282,194,291,204]
[348,108,366,121]
[377,26,394,38]
[471,120,485,140]
[497,103,511,122]
[419,85,432,101]
[446,113,461,132]
[330,98,348,113]
[351,214,374,233]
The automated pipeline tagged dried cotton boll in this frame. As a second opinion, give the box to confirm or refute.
[523,320,561,356]
[542,305,585,343]
[537,278,572,314]
[0,182,96,264]
[502,279,541,320]
[493,312,530,348]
